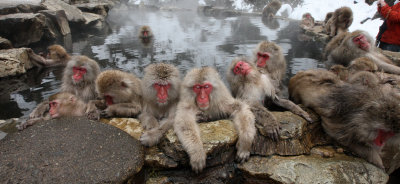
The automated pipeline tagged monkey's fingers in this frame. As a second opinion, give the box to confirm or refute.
[140,130,162,147]
[87,110,100,120]
[190,152,206,174]
[236,150,250,163]
[100,110,111,118]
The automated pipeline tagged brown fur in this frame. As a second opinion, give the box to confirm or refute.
[348,71,380,88]
[28,44,71,67]
[323,31,350,60]
[252,41,287,88]
[349,57,378,72]
[262,0,282,19]
[300,13,315,29]
[327,30,400,75]
[18,92,88,130]
[329,64,350,81]
[88,70,142,119]
[139,63,181,146]
[325,7,353,37]
[324,12,333,26]
[174,67,256,173]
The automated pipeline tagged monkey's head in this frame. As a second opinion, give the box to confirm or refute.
[139,25,152,38]
[337,6,353,22]
[183,67,229,111]
[66,56,100,85]
[142,63,181,106]
[346,30,373,52]
[330,64,349,81]
[47,44,68,60]
[96,70,137,105]
[48,92,77,118]
[349,57,378,72]
[303,13,312,19]
[254,41,281,69]
[348,71,380,88]
[227,58,259,81]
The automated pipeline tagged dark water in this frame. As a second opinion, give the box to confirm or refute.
[0,6,325,120]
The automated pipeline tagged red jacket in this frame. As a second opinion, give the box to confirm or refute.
[378,3,400,45]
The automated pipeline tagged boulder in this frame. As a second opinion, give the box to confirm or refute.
[0,37,12,49]
[238,149,388,184]
[41,0,85,26]
[0,13,46,47]
[75,3,112,16]
[82,12,105,30]
[39,10,71,36]
[0,0,44,15]
[0,117,144,183]
[0,48,34,78]
[252,111,330,156]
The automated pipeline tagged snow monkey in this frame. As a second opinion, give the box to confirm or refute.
[327,30,400,75]
[139,25,153,44]
[139,63,181,146]
[28,44,71,67]
[87,70,142,120]
[324,6,353,37]
[300,13,315,29]
[174,67,256,173]
[17,92,89,130]
[262,0,282,20]
[24,55,100,129]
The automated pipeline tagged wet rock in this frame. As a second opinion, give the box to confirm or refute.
[198,5,242,17]
[252,111,330,156]
[238,150,388,184]
[101,118,143,140]
[82,12,105,29]
[0,13,46,47]
[0,118,19,134]
[39,10,71,36]
[75,3,112,16]
[0,117,144,183]
[0,48,35,78]
[42,0,85,26]
[0,0,44,15]
[300,24,330,44]
[0,37,12,49]
[145,146,178,169]
[160,120,237,168]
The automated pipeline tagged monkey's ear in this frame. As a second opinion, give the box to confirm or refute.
[121,81,128,88]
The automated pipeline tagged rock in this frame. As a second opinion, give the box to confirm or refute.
[0,48,34,78]
[81,12,105,29]
[0,117,144,183]
[39,10,71,36]
[252,111,330,156]
[301,24,330,44]
[0,13,46,47]
[41,0,85,26]
[198,6,242,17]
[0,37,12,49]
[75,3,112,16]
[238,150,388,184]
[145,146,178,169]
[101,118,143,140]
[0,0,44,15]
[160,120,237,168]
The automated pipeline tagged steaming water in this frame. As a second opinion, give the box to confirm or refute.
[0,7,325,120]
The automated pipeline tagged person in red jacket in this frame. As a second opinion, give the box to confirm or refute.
[377,0,400,52]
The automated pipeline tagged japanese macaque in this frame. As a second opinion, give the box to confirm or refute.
[139,25,153,44]
[228,59,312,123]
[17,92,89,130]
[87,70,142,120]
[300,13,315,29]
[139,63,181,146]
[226,58,279,140]
[262,0,282,20]
[324,7,353,37]
[324,12,333,26]
[174,67,256,173]
[252,41,287,89]
[329,57,378,81]
[25,55,100,129]
[327,30,400,75]
[289,69,400,169]
[28,44,71,67]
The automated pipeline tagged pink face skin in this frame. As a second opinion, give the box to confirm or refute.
[193,83,213,110]
[72,66,87,82]
[49,100,60,118]
[256,52,270,68]
[352,34,370,51]
[153,83,171,104]
[233,61,252,76]
[104,95,113,105]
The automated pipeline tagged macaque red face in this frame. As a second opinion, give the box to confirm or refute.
[352,34,370,51]
[233,61,252,76]
[374,129,395,147]
[256,52,270,67]
[49,100,60,118]
[153,83,171,104]
[104,95,113,106]
[143,30,149,37]
[72,66,87,82]
[306,14,311,19]
[193,83,213,110]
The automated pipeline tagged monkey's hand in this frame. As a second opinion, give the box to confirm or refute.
[17,118,40,130]
[256,122,280,141]
[196,111,211,122]
[190,150,206,173]
[140,128,163,147]
[100,110,112,118]
[87,110,101,120]
[235,147,250,163]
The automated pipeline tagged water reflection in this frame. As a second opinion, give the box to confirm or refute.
[0,7,324,119]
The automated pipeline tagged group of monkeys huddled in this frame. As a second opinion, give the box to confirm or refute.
[19,14,400,172]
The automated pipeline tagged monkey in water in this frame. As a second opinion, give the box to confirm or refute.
[28,44,71,68]
[174,67,256,173]
[139,63,181,146]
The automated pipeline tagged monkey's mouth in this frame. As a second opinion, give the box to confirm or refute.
[105,95,113,105]
[157,98,168,104]
[197,102,209,110]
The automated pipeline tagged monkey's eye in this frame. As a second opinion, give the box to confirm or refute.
[204,85,209,88]
[195,85,201,89]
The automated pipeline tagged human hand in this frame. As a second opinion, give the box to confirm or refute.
[378,0,387,7]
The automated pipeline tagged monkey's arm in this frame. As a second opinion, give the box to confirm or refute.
[138,105,159,130]
[224,100,256,163]
[367,53,400,75]
[140,109,175,146]
[27,49,60,67]
[272,95,313,122]
[86,100,106,120]
[174,103,206,173]
[29,100,50,119]
[17,115,51,130]
[104,102,142,117]
[250,103,280,141]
